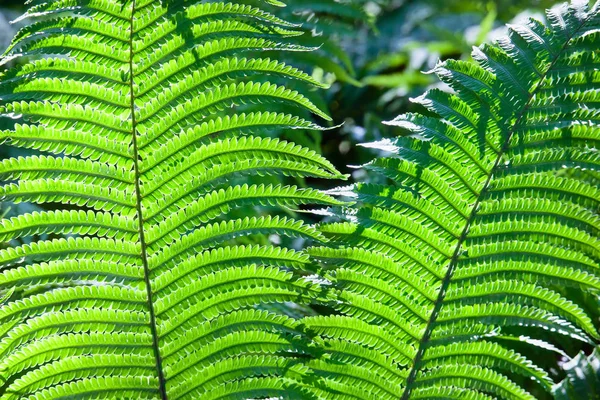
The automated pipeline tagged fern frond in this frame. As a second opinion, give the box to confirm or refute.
[0,0,344,398]
[310,1,600,399]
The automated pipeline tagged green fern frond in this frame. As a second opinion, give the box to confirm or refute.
[0,0,345,398]
[309,1,600,399]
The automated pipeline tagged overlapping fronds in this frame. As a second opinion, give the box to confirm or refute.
[307,1,600,399]
[0,0,345,398]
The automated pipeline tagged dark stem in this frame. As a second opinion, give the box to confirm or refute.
[400,13,593,400]
[128,2,168,398]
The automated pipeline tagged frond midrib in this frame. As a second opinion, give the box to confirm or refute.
[399,13,597,400]
[127,1,167,398]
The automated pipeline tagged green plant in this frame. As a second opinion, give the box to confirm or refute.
[306,1,600,399]
[553,346,600,399]
[0,0,346,398]
[1,0,599,399]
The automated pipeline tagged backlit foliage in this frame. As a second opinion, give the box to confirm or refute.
[307,2,600,399]
[0,0,344,398]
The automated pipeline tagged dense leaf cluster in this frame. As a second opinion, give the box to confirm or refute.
[0,0,598,399]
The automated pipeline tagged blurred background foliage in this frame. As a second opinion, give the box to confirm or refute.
[0,1,597,398]
[0,0,561,182]
[0,0,558,187]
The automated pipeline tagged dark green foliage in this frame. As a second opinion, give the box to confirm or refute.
[308,1,600,399]
[552,347,600,400]
[553,347,600,400]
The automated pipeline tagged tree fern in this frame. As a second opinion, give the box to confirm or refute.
[0,0,346,398]
[307,1,600,399]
